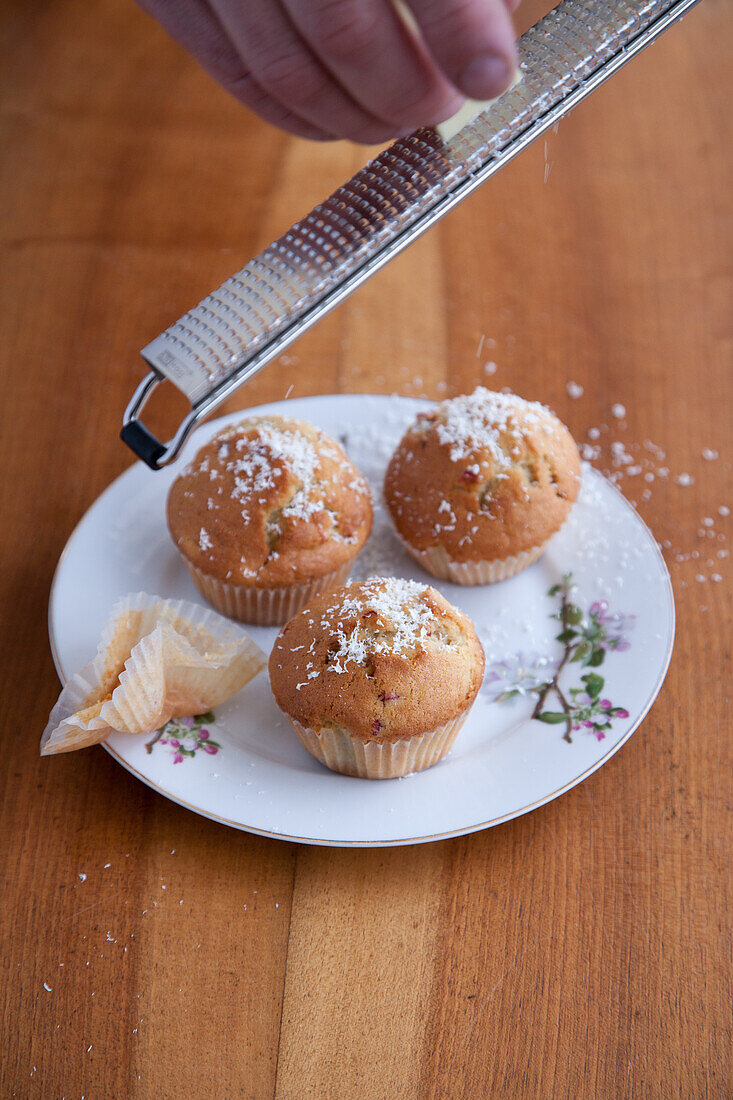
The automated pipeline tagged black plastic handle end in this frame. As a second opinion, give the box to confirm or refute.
[120,421,167,470]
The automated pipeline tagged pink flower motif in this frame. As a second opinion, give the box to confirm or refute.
[594,730,606,742]
[173,753,184,764]
[203,743,218,755]
[600,699,613,709]
[159,738,168,745]
[615,639,631,652]
[168,739,180,749]
[582,720,594,728]
[615,708,630,719]
[178,716,195,728]
[198,729,209,740]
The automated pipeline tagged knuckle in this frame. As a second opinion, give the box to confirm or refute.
[420,0,479,40]
[309,1,379,59]
[256,50,326,102]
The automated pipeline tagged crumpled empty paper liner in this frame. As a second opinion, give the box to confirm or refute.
[41,592,266,755]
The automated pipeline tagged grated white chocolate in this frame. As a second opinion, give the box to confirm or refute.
[432,387,554,466]
[317,577,442,675]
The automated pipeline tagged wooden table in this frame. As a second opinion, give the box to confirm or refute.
[2,1,730,1095]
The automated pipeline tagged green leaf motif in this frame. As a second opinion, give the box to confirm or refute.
[496,689,520,703]
[196,711,216,725]
[571,641,591,663]
[537,712,568,724]
[566,605,583,625]
[582,672,604,699]
[588,649,605,667]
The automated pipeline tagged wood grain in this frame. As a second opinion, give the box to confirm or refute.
[1,1,731,1097]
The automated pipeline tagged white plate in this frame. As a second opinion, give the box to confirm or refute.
[48,395,674,846]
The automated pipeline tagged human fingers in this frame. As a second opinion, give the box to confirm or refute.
[210,0,407,143]
[135,0,338,139]
[405,0,518,101]
[281,0,464,131]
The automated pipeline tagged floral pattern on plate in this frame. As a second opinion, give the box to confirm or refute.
[145,712,221,763]
[485,574,633,743]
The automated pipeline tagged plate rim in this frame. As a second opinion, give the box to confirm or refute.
[47,393,676,847]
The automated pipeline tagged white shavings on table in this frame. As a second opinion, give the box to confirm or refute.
[571,412,729,593]
[611,404,626,420]
[566,381,584,399]
[78,873,86,882]
[43,982,52,992]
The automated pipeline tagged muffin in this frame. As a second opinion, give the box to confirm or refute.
[384,388,581,584]
[167,416,372,625]
[269,577,485,779]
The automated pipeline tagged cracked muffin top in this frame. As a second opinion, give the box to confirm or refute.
[384,388,581,563]
[268,578,485,742]
[167,416,372,588]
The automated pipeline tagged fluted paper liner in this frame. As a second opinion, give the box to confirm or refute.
[41,593,266,755]
[397,536,549,585]
[287,710,472,779]
[184,560,353,626]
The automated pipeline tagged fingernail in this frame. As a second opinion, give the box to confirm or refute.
[459,54,513,100]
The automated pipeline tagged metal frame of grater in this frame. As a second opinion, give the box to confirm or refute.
[122,0,701,469]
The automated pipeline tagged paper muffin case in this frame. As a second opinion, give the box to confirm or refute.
[184,559,354,626]
[398,536,549,585]
[40,592,266,755]
[286,709,472,780]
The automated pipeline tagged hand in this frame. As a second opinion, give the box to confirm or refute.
[137,0,519,142]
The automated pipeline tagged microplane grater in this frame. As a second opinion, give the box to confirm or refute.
[122,0,701,468]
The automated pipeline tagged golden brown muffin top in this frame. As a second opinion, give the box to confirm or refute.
[384,388,581,563]
[167,416,372,588]
[269,578,485,743]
